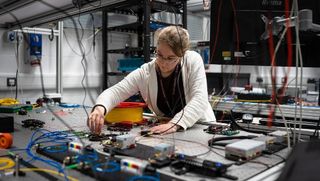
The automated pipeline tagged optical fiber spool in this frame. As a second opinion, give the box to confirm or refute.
[0,133,13,149]
[0,157,15,170]
[105,102,146,124]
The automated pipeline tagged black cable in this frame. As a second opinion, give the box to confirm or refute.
[208,145,229,159]
[208,135,257,147]
[76,9,89,118]
[39,0,95,120]
[239,160,270,169]
[158,6,186,135]
[229,111,270,135]
[272,153,286,162]
[76,9,85,43]
[36,0,87,55]
[63,30,93,56]
[48,28,54,41]
[81,55,89,118]
[0,3,29,101]
[75,6,96,113]
[15,69,18,99]
[15,39,19,100]
[64,13,96,107]
[63,30,83,56]
[28,0,95,146]
[90,13,96,56]
[61,13,96,115]
[15,157,60,181]
[0,4,30,45]
[86,13,97,104]
[33,1,88,61]
[39,61,46,98]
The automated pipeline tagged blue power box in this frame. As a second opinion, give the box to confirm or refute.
[28,34,42,64]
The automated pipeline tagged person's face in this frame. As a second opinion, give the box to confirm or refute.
[155,42,181,75]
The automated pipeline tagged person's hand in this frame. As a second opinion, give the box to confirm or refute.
[87,106,105,134]
[149,122,180,135]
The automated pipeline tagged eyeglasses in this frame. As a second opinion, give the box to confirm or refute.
[155,53,180,63]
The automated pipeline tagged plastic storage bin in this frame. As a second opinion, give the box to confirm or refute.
[105,102,146,123]
[117,57,144,72]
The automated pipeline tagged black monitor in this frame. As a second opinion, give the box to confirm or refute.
[206,73,250,95]
[209,0,320,67]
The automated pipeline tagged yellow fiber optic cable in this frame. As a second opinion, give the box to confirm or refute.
[0,157,15,170]
[6,168,79,181]
[0,98,19,106]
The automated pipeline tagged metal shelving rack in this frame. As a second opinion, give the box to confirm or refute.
[102,0,187,89]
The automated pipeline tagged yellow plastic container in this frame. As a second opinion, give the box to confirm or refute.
[105,102,146,123]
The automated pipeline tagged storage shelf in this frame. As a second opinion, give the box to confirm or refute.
[107,22,142,33]
[108,21,182,33]
[106,72,129,76]
[107,47,156,54]
[106,0,184,14]
[103,0,187,88]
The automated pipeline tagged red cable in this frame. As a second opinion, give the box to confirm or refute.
[210,0,222,64]
[230,0,240,65]
[284,0,293,68]
[267,0,294,126]
[230,0,240,88]
[278,0,293,101]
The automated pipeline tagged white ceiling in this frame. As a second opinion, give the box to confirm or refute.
[0,0,72,25]
[0,0,210,28]
[0,0,124,28]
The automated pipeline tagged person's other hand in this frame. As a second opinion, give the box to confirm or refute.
[87,106,105,134]
[149,122,180,135]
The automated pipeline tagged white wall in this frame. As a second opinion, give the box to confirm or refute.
[0,12,138,106]
[0,27,103,105]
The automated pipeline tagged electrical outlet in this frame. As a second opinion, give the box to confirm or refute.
[7,31,16,42]
[7,77,16,87]
[6,31,23,43]
[256,77,263,83]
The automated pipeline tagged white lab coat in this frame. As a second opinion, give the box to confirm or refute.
[96,50,216,129]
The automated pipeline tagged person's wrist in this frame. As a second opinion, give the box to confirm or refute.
[170,123,180,131]
[95,107,104,115]
[92,104,106,115]
[175,125,181,131]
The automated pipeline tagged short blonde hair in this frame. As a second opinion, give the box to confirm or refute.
[156,26,190,57]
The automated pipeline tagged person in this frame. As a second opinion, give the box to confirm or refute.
[88,26,215,135]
